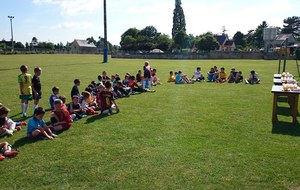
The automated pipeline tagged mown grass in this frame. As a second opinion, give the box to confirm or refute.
[0,54,300,189]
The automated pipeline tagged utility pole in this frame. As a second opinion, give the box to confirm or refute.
[8,16,14,52]
[103,0,108,63]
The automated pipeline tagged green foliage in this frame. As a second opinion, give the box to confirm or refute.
[0,43,7,50]
[281,16,300,37]
[120,26,171,51]
[138,26,159,39]
[172,0,186,39]
[0,55,300,189]
[155,34,172,51]
[173,29,189,49]
[121,35,137,51]
[246,21,268,49]
[233,31,246,47]
[195,32,219,51]
[14,42,25,49]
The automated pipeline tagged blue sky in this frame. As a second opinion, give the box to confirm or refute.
[1,0,299,46]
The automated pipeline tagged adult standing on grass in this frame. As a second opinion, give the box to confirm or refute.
[32,67,42,112]
[18,65,33,117]
[143,61,151,89]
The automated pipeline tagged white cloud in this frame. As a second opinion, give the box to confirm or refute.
[32,0,101,16]
[52,22,94,30]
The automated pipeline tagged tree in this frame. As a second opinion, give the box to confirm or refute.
[136,35,154,50]
[173,29,189,49]
[14,42,25,49]
[86,36,96,45]
[233,31,246,48]
[195,32,219,51]
[172,0,186,39]
[25,42,29,49]
[156,34,172,51]
[122,36,137,51]
[281,16,300,38]
[245,21,268,49]
[139,26,159,39]
[120,28,139,50]
[0,43,7,50]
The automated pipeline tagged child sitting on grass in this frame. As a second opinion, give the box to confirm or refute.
[207,68,216,82]
[0,141,18,161]
[176,71,193,84]
[81,91,98,115]
[168,71,176,82]
[98,81,119,114]
[192,67,205,82]
[27,107,57,140]
[50,99,72,132]
[216,67,227,83]
[68,95,86,121]
[245,70,260,84]
[0,105,16,137]
[151,68,161,85]
[128,76,144,94]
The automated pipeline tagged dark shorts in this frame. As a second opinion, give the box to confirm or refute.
[29,131,43,139]
[19,94,33,100]
[33,91,42,100]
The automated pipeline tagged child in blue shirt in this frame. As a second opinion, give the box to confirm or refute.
[27,107,57,140]
[49,86,59,110]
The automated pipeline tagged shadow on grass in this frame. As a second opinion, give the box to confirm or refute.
[85,114,108,124]
[276,107,293,116]
[84,112,119,124]
[13,136,43,149]
[272,121,300,136]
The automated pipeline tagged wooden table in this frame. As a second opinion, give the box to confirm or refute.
[271,85,300,124]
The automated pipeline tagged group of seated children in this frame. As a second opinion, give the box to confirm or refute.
[168,66,256,84]
[169,71,194,84]
[207,66,243,83]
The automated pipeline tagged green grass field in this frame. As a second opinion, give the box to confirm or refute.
[0,54,300,189]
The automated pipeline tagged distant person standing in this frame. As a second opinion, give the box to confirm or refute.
[143,61,152,89]
[18,65,33,117]
[32,67,42,112]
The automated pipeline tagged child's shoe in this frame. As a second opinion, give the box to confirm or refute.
[22,113,27,117]
[4,151,19,158]
[0,154,5,161]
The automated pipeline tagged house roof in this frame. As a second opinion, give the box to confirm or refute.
[272,34,296,46]
[73,39,96,48]
[214,34,227,45]
[224,40,235,46]
[275,34,294,41]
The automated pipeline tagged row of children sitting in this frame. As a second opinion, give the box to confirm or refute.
[168,67,245,84]
[1,73,134,161]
